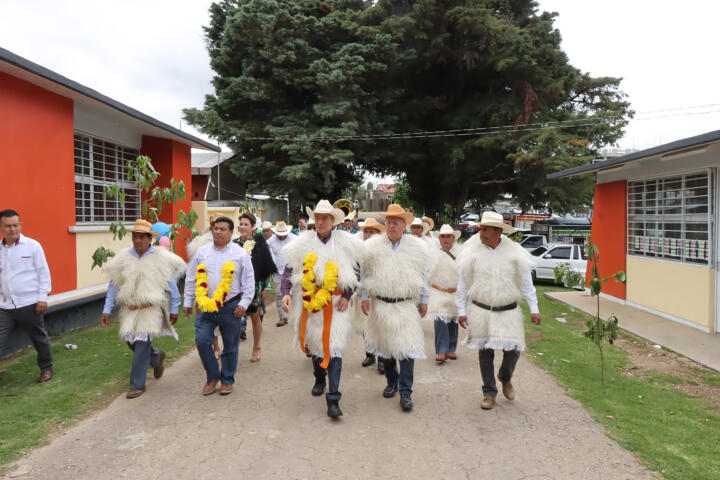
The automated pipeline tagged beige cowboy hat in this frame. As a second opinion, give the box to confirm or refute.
[131,219,160,238]
[361,217,385,233]
[306,199,345,226]
[421,216,435,230]
[379,204,414,224]
[433,223,461,240]
[479,211,515,234]
[261,221,273,230]
[407,217,430,234]
[271,221,293,236]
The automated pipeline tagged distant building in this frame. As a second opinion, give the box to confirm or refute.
[356,182,394,212]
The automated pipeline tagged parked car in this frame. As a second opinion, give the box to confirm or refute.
[460,213,479,223]
[520,234,547,250]
[531,243,587,282]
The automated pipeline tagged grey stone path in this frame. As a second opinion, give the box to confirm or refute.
[5,304,656,480]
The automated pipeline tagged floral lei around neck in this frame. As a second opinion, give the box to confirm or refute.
[195,261,235,313]
[301,253,339,313]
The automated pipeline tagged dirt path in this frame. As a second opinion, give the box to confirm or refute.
[5,304,656,480]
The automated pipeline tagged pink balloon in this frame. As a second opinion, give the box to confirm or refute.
[158,236,172,248]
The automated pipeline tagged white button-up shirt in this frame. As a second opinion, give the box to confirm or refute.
[267,233,297,275]
[0,234,52,309]
[183,240,255,310]
[455,236,539,316]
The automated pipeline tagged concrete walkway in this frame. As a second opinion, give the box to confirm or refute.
[545,290,720,372]
[4,304,655,480]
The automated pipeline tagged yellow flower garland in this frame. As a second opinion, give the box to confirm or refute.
[195,261,235,313]
[301,253,339,313]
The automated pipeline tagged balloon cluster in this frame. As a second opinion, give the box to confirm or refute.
[151,222,172,248]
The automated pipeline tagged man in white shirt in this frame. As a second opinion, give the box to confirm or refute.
[456,211,541,410]
[184,216,255,396]
[0,209,53,382]
[267,221,296,326]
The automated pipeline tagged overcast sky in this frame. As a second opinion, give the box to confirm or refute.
[2,0,719,159]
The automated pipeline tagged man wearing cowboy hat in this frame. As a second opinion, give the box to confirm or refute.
[267,221,297,326]
[421,216,439,244]
[280,200,364,418]
[456,211,541,410]
[261,221,273,241]
[409,217,437,248]
[100,219,186,399]
[361,204,430,411]
[428,224,463,363]
[356,218,385,374]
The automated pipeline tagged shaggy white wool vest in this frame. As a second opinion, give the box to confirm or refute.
[362,234,430,359]
[456,235,535,351]
[426,243,463,322]
[283,230,364,358]
[102,247,186,340]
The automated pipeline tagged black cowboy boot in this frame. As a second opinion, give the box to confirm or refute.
[361,352,376,367]
[327,398,343,418]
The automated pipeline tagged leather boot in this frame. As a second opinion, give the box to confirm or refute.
[312,378,326,396]
[361,352,376,367]
[327,399,343,418]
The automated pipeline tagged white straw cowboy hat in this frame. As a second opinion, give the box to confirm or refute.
[261,221,273,230]
[306,200,345,226]
[407,217,430,234]
[131,219,160,238]
[379,203,414,224]
[271,221,293,236]
[479,211,514,234]
[361,217,385,233]
[433,223,461,240]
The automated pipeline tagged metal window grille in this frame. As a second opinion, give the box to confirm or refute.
[74,133,140,223]
[627,170,714,265]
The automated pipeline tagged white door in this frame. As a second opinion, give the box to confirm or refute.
[537,245,573,279]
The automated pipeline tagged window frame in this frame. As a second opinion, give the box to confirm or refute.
[626,169,713,266]
[74,132,141,224]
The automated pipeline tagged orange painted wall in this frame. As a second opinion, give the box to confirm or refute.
[141,136,193,260]
[0,72,77,294]
[192,175,209,201]
[587,180,627,299]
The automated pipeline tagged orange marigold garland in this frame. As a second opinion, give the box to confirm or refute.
[301,253,338,313]
[195,261,235,313]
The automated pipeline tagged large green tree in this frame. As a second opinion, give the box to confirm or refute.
[187,0,632,217]
[358,0,632,216]
[184,0,399,213]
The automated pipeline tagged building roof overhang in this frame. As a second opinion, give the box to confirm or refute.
[547,129,720,180]
[0,47,219,152]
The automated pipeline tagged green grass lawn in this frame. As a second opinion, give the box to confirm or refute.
[0,310,197,469]
[530,286,720,480]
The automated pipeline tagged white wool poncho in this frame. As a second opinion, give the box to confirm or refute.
[456,235,535,352]
[102,247,186,341]
[362,234,430,360]
[283,230,364,359]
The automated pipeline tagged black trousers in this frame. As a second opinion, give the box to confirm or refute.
[0,303,53,370]
[479,348,519,397]
[312,356,342,402]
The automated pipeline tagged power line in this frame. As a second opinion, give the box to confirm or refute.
[246,107,720,142]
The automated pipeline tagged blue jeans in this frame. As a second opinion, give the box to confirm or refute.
[434,318,458,355]
[313,356,342,402]
[383,357,415,395]
[195,298,242,385]
[127,340,161,390]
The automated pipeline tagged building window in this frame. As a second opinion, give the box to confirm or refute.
[627,170,713,265]
[74,133,140,223]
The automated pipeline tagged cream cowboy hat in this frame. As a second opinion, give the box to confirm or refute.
[271,221,293,236]
[379,203,414,224]
[261,221,273,230]
[479,211,514,234]
[407,217,430,234]
[361,217,385,233]
[306,200,345,226]
[433,224,461,240]
[131,219,160,238]
[421,216,435,230]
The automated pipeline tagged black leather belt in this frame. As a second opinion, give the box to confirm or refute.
[376,296,410,304]
[225,293,243,305]
[472,300,517,312]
